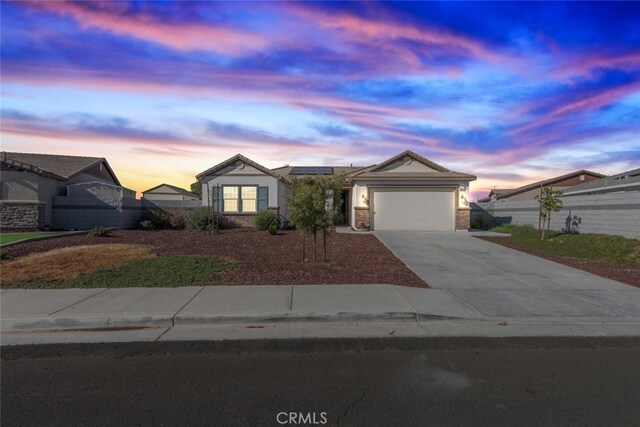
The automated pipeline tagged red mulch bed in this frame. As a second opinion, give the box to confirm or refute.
[475,236,640,288]
[3,229,428,288]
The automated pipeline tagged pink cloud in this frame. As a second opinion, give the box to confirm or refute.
[509,81,640,138]
[34,1,267,56]
[284,3,513,70]
[554,52,640,78]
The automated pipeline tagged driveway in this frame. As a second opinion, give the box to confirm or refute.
[375,231,640,318]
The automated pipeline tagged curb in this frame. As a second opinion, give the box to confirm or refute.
[0,228,117,248]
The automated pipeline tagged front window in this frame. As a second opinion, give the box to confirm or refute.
[241,186,257,212]
[222,185,257,213]
[223,186,238,212]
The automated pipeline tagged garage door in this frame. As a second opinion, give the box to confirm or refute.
[371,188,455,231]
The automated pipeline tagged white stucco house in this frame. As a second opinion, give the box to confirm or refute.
[196,150,476,231]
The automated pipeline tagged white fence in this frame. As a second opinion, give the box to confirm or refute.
[472,191,640,239]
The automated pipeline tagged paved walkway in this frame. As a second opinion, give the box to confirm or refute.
[2,283,639,345]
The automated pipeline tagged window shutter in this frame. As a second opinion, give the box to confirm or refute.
[214,186,224,213]
[257,186,269,211]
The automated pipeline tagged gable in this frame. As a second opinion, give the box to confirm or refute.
[149,185,181,194]
[377,158,441,173]
[211,163,268,177]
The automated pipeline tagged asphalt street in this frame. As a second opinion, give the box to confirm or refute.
[2,338,640,427]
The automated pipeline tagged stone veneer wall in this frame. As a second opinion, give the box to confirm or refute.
[0,201,46,231]
[455,209,470,230]
[354,206,370,229]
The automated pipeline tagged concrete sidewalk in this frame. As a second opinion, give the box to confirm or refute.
[2,284,640,345]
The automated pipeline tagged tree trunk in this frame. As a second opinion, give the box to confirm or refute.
[302,232,306,262]
[323,233,327,262]
[313,231,317,262]
[537,186,543,239]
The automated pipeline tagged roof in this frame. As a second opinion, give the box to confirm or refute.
[142,183,197,198]
[0,151,120,185]
[196,154,288,183]
[494,170,605,199]
[272,165,366,181]
[563,168,640,195]
[351,150,476,181]
[477,188,516,202]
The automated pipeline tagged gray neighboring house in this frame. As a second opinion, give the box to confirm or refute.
[563,168,640,196]
[197,150,476,231]
[142,183,199,201]
[0,152,135,230]
[477,170,606,202]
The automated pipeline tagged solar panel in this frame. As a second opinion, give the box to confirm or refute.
[289,167,333,175]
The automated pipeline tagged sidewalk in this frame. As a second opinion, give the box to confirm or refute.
[2,284,639,345]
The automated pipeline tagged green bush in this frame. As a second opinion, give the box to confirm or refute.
[139,219,154,230]
[90,227,111,237]
[0,250,10,260]
[267,223,278,235]
[185,207,213,231]
[254,209,279,231]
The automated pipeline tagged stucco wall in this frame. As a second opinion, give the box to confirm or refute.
[1,170,39,200]
[472,191,640,239]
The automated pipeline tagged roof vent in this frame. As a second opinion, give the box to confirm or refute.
[403,156,412,165]
[235,160,245,170]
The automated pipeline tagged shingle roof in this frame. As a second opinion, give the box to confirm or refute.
[494,170,605,199]
[271,165,366,181]
[196,154,288,183]
[563,168,640,195]
[0,151,119,184]
[142,183,197,198]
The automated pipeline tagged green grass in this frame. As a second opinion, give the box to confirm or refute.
[490,225,640,265]
[4,255,234,289]
[0,232,62,245]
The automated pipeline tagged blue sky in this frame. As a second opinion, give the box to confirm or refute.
[1,1,639,198]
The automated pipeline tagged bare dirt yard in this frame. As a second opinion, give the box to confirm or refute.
[2,229,428,288]
[476,236,640,288]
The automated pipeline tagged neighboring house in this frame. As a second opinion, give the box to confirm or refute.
[563,168,640,196]
[196,150,477,231]
[142,183,199,201]
[479,170,605,202]
[0,151,134,230]
[477,188,515,203]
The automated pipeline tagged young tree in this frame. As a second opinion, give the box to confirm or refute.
[288,175,347,262]
[190,181,202,199]
[537,187,563,240]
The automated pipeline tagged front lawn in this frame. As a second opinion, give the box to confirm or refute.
[1,243,233,289]
[0,232,62,245]
[1,229,427,288]
[477,225,640,287]
[489,225,640,266]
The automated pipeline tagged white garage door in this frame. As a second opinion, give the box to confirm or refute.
[371,188,455,231]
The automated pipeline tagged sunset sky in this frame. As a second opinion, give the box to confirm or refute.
[2,1,639,199]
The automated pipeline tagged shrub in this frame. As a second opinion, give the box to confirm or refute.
[185,207,213,231]
[90,227,111,237]
[140,219,154,230]
[254,209,279,231]
[0,250,10,261]
[267,223,278,235]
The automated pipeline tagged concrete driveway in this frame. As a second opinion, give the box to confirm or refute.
[375,231,630,291]
[375,231,640,318]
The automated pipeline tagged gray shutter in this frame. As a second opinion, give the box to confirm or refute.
[215,186,224,213]
[257,186,269,211]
